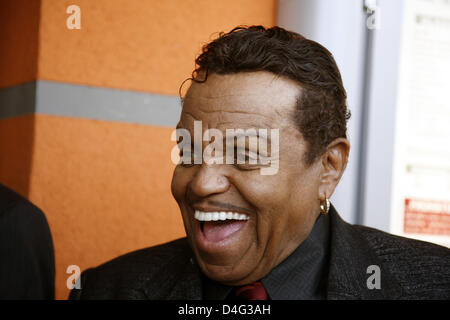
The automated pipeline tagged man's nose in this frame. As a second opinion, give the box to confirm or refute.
[188,164,230,198]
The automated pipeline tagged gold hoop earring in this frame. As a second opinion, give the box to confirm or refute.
[320,198,330,214]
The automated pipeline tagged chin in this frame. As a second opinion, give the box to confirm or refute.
[196,254,265,286]
[201,264,249,285]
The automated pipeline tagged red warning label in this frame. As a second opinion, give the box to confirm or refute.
[404,198,450,235]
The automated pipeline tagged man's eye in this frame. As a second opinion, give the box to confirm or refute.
[234,150,263,170]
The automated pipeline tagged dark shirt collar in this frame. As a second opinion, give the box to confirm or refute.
[202,213,330,300]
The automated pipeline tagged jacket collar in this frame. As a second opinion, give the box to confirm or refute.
[326,205,402,299]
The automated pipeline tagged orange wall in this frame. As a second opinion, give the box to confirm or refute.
[0,115,35,196]
[38,0,277,94]
[29,114,184,299]
[0,0,276,299]
[0,0,40,89]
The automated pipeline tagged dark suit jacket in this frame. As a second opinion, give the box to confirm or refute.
[69,206,450,300]
[0,183,55,299]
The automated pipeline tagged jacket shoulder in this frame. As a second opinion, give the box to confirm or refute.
[70,238,192,299]
[354,224,450,299]
[0,183,42,217]
[0,184,55,299]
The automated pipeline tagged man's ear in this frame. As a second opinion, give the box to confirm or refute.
[318,138,350,201]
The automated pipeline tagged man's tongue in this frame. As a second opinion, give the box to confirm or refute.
[203,220,246,242]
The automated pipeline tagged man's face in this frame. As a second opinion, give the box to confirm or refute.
[171,71,323,285]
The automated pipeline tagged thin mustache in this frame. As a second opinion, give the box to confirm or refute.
[200,200,255,215]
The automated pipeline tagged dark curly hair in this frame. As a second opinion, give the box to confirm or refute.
[186,25,350,164]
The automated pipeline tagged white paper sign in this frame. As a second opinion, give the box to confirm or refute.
[390,0,450,247]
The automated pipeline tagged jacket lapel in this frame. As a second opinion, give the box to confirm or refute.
[326,206,402,299]
[141,243,203,300]
[165,256,203,300]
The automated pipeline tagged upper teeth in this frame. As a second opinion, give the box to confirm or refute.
[194,210,249,221]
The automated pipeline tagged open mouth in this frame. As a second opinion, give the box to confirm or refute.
[195,210,249,243]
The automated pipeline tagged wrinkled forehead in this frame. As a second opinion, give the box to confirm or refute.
[180,71,302,129]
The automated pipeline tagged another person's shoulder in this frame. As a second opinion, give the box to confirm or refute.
[70,238,193,299]
[0,183,55,299]
[0,183,41,216]
[354,223,450,298]
[0,182,50,236]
